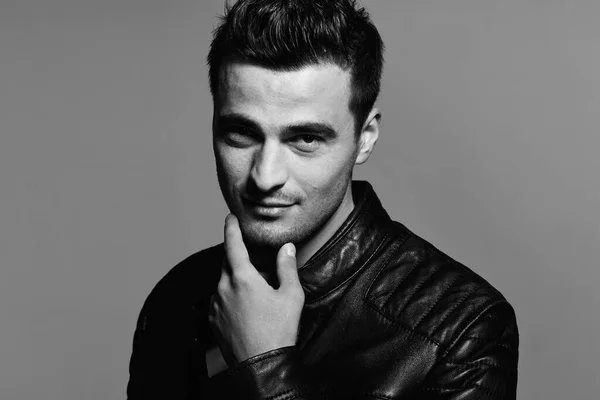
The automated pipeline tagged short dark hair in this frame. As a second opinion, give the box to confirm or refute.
[207,0,384,134]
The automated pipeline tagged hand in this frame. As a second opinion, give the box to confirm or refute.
[208,214,305,366]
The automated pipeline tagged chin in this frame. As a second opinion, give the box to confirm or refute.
[230,195,343,252]
[238,219,299,250]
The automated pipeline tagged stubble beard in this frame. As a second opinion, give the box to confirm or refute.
[238,207,331,253]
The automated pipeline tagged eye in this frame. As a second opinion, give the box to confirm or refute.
[220,127,257,147]
[290,135,323,152]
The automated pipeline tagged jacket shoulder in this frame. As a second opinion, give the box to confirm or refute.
[366,223,513,349]
[143,243,224,311]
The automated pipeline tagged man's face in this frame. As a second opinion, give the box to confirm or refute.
[212,62,363,251]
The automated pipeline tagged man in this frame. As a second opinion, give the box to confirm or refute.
[127,1,519,399]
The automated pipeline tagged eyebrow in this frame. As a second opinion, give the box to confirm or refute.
[216,113,339,139]
[216,114,262,132]
[283,122,338,139]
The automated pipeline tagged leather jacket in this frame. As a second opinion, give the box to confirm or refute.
[127,181,519,399]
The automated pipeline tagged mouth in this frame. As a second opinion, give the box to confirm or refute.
[242,197,294,217]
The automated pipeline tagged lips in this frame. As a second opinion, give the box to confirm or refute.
[242,197,294,217]
[253,202,293,207]
[242,197,294,208]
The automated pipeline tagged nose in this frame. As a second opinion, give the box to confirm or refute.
[249,140,288,192]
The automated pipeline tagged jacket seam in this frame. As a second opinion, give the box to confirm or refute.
[419,382,500,398]
[221,348,291,377]
[462,335,517,351]
[301,194,374,269]
[470,382,502,398]
[413,274,462,329]
[364,234,410,303]
[444,358,503,371]
[429,285,478,335]
[364,237,440,347]
[441,300,507,360]
[391,251,443,313]
[380,257,425,312]
[264,385,310,400]
[308,228,392,304]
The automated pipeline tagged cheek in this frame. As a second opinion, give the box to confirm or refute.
[215,147,251,184]
[295,152,354,197]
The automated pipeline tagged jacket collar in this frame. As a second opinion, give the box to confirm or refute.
[299,180,393,304]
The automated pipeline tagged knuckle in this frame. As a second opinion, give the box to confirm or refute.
[231,270,251,285]
[207,308,217,324]
[209,297,219,312]
[217,279,228,293]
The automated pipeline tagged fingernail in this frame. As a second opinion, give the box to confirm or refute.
[285,243,296,257]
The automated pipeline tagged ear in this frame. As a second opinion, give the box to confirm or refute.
[355,108,381,165]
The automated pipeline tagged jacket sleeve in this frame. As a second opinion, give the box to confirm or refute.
[414,301,519,400]
[205,347,402,400]
[126,310,147,400]
[205,346,324,399]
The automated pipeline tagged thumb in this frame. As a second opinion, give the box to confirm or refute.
[276,243,301,290]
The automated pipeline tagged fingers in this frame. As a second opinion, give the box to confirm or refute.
[276,243,302,292]
[224,214,251,273]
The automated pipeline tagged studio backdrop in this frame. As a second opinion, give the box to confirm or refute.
[1,1,598,399]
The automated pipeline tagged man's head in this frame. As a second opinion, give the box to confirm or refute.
[208,0,384,257]
[207,0,384,136]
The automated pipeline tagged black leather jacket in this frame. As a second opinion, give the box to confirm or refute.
[127,181,519,399]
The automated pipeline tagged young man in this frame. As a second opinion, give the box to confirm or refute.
[127,1,519,399]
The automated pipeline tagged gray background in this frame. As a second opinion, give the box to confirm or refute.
[1,0,599,398]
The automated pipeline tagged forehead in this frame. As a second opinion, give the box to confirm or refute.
[216,62,354,128]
